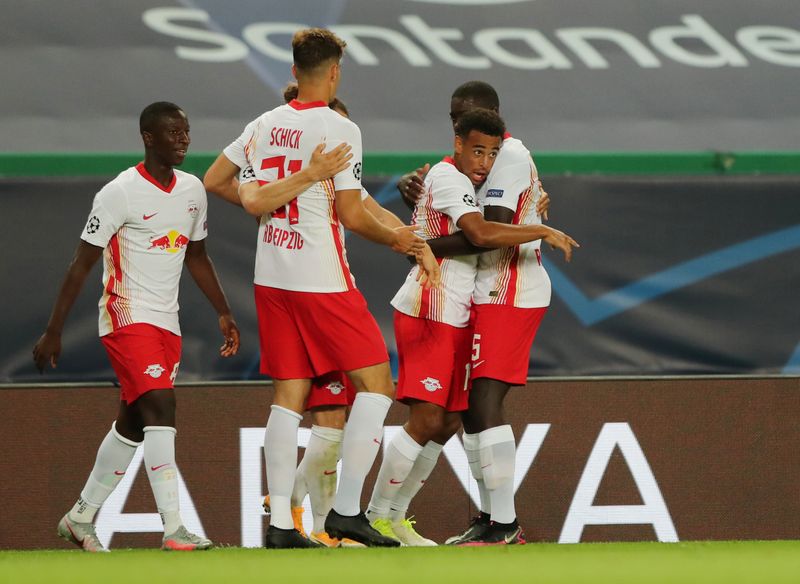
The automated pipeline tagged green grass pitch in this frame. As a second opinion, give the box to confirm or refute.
[2,542,799,584]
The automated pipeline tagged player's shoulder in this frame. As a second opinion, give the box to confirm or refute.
[174,168,205,190]
[497,136,532,166]
[320,107,360,134]
[430,158,472,187]
[99,166,138,195]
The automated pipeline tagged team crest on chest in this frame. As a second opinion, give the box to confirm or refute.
[187,201,199,218]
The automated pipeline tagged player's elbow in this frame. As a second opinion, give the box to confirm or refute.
[463,226,493,248]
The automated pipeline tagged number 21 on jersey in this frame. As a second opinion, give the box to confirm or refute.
[261,155,302,224]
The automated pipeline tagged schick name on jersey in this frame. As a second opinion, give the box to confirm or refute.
[270,127,303,149]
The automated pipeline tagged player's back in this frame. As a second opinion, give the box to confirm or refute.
[244,101,363,293]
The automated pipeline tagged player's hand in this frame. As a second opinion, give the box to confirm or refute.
[33,331,61,373]
[218,314,240,357]
[542,226,580,262]
[414,244,441,289]
[535,181,550,221]
[397,164,429,208]
[391,224,425,255]
[307,143,353,182]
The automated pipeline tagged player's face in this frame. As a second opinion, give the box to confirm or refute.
[454,130,501,186]
[146,112,190,167]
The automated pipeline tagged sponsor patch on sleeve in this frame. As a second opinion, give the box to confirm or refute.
[486,189,504,198]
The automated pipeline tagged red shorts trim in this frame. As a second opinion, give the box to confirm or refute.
[394,311,472,412]
[100,323,181,404]
[470,304,547,385]
[254,285,389,379]
[306,371,356,410]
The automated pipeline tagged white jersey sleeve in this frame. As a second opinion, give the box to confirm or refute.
[483,156,537,213]
[431,171,481,227]
[81,181,128,248]
[328,118,362,192]
[223,119,259,170]
[188,180,208,241]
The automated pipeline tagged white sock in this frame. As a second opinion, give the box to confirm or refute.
[290,461,309,509]
[333,392,392,516]
[298,425,343,533]
[479,425,516,524]
[264,405,302,529]
[69,422,139,523]
[390,440,443,522]
[143,426,182,535]
[366,428,423,520]
[463,432,490,514]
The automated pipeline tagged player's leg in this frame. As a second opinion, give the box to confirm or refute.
[58,400,141,553]
[253,285,322,548]
[386,410,461,546]
[324,361,399,546]
[451,305,545,546]
[302,406,347,546]
[264,377,323,549]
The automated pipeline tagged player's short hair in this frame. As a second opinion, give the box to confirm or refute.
[451,81,500,111]
[292,28,346,73]
[139,101,184,133]
[282,81,349,116]
[454,108,506,140]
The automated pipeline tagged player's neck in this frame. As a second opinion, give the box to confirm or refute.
[142,157,175,188]
[296,81,333,106]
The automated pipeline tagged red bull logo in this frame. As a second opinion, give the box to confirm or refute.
[149,230,190,253]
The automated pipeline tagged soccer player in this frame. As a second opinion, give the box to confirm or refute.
[428,81,566,545]
[212,28,439,549]
[32,102,240,552]
[366,108,577,546]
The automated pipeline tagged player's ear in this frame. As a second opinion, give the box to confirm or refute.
[454,135,464,156]
[291,64,298,81]
[141,131,153,148]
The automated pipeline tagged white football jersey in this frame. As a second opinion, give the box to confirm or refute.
[225,100,364,293]
[391,158,480,328]
[473,135,551,308]
[80,164,208,336]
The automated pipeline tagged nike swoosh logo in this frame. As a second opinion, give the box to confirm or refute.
[373,438,381,445]
[143,213,158,220]
[389,479,403,485]
[481,463,491,469]
[473,360,485,368]
[323,469,337,475]
[150,463,170,471]
[114,471,126,476]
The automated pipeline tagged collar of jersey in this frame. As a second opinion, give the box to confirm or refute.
[288,99,328,110]
[442,156,456,166]
[136,162,176,194]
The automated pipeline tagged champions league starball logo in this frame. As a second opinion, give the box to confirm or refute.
[353,162,362,181]
[86,216,100,234]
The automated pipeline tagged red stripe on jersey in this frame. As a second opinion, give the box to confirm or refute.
[324,179,355,291]
[288,99,328,110]
[136,163,176,194]
[504,188,532,306]
[105,234,123,330]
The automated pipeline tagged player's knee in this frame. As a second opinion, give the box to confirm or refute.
[311,406,347,429]
[136,388,176,427]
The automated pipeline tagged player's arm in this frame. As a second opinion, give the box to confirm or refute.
[363,194,405,228]
[183,239,240,357]
[457,211,579,262]
[238,143,352,217]
[203,153,242,207]
[336,189,423,254]
[32,240,103,372]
